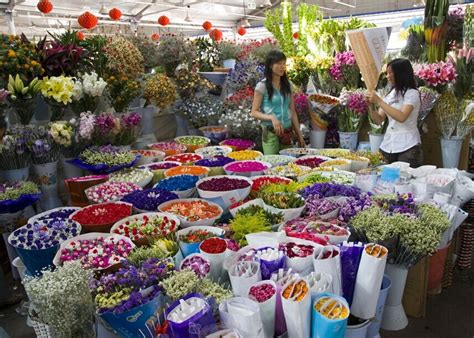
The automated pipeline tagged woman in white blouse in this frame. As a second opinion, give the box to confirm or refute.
[366,58,422,167]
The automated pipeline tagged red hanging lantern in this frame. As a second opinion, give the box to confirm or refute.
[76,31,85,41]
[108,8,122,21]
[202,21,212,31]
[37,0,53,14]
[293,31,299,39]
[151,33,160,41]
[237,26,246,36]
[209,28,223,42]
[158,15,170,26]
[78,11,98,30]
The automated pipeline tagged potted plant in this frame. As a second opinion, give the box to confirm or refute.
[337,88,368,150]
[216,41,242,69]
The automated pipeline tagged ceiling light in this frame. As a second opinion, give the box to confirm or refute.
[241,18,251,27]
[184,5,192,22]
[99,4,108,15]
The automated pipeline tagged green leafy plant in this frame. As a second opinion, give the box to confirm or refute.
[401,24,427,62]
[236,205,284,226]
[216,40,242,61]
[230,212,272,245]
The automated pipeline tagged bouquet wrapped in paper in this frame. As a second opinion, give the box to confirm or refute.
[248,280,277,338]
[166,293,216,338]
[311,293,349,338]
[270,269,298,337]
[313,245,342,295]
[229,261,262,297]
[351,243,388,319]
[219,297,265,338]
[281,278,311,338]
[339,241,364,306]
[305,271,333,304]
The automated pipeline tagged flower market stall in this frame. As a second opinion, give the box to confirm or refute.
[0,0,473,337]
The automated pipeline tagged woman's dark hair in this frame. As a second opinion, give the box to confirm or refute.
[264,50,292,101]
[387,58,418,96]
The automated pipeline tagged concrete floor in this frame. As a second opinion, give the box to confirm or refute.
[0,271,472,338]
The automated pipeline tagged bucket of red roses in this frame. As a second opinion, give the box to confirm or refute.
[27,206,81,225]
[224,161,272,178]
[158,198,223,228]
[262,192,306,222]
[177,226,225,257]
[140,161,182,185]
[53,233,135,273]
[110,212,180,247]
[199,237,228,281]
[219,139,255,152]
[8,218,82,276]
[283,216,350,246]
[64,175,109,207]
[194,156,235,177]
[85,181,142,205]
[164,152,204,166]
[196,176,252,212]
[69,202,133,233]
[121,188,179,214]
[132,149,166,166]
[67,145,141,175]
[109,168,154,188]
[174,136,211,153]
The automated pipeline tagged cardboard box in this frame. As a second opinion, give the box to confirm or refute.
[402,256,429,318]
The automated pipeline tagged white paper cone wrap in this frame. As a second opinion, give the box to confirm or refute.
[312,246,342,295]
[219,297,265,338]
[305,271,333,304]
[229,261,262,297]
[351,243,387,319]
[248,280,277,338]
[281,279,311,338]
[286,255,314,276]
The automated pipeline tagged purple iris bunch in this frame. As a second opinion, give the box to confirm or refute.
[301,183,362,200]
[376,193,417,215]
[338,194,373,222]
[91,258,173,293]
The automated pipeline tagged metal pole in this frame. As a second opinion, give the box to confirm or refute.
[5,10,16,35]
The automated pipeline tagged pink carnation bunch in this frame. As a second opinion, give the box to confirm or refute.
[414,61,457,88]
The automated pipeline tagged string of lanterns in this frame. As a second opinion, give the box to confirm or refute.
[35,2,248,39]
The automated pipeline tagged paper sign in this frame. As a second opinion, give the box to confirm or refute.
[346,27,392,91]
